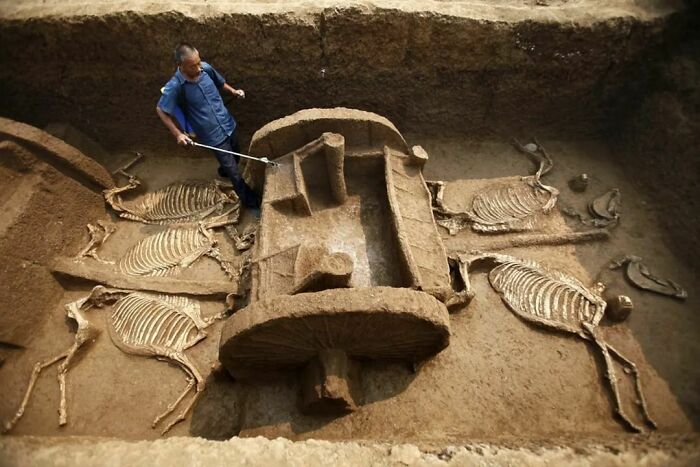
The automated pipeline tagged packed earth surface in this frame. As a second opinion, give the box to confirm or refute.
[0,1,699,465]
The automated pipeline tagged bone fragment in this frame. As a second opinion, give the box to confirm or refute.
[435,215,471,236]
[225,223,257,252]
[74,220,116,264]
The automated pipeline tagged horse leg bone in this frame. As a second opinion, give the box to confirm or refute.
[103,172,142,213]
[532,137,554,178]
[74,222,116,264]
[204,304,232,326]
[90,221,117,264]
[152,372,196,428]
[57,341,86,426]
[202,215,237,230]
[203,207,239,228]
[584,326,643,432]
[151,350,199,428]
[182,330,208,351]
[160,352,205,435]
[178,242,215,270]
[606,342,657,429]
[74,223,100,259]
[539,182,559,211]
[512,137,553,179]
[152,377,195,428]
[2,351,70,433]
[426,180,450,213]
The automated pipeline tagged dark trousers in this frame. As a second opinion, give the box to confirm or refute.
[213,131,260,208]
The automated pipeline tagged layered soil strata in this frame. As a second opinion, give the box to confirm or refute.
[0,1,684,150]
[0,0,698,463]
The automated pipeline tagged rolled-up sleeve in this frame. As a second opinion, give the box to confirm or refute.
[202,62,226,88]
[157,77,180,116]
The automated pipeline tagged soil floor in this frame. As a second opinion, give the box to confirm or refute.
[0,131,698,443]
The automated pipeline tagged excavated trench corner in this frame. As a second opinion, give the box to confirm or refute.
[1,1,700,465]
[0,118,113,352]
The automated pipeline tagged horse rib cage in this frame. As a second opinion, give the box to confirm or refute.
[118,227,210,277]
[469,180,555,232]
[488,258,606,332]
[120,181,236,224]
[110,293,198,352]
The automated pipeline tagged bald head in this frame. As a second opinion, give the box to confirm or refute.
[174,43,202,81]
[174,43,197,64]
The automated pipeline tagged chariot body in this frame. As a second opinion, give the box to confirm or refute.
[219,108,454,414]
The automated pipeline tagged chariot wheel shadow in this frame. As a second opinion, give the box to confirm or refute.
[189,361,418,438]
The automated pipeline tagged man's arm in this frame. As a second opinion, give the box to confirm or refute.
[221,82,245,99]
[156,107,192,146]
[203,62,245,98]
[156,78,192,147]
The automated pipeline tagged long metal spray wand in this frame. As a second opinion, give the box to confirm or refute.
[189,141,280,167]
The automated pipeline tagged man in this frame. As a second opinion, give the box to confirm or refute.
[156,43,260,210]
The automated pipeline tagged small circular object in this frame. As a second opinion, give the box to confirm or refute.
[605,295,633,322]
[568,173,589,192]
[524,143,538,153]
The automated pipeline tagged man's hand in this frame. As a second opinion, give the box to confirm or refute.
[221,83,245,100]
[177,133,193,147]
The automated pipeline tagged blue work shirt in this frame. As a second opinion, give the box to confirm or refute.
[157,61,236,146]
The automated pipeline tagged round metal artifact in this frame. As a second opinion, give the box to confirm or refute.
[568,173,589,192]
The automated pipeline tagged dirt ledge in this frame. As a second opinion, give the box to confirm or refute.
[1,434,699,466]
[0,1,683,23]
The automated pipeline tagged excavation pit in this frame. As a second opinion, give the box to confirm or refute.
[0,1,699,464]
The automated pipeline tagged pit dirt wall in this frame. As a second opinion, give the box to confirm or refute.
[618,6,700,270]
[0,1,684,150]
[0,118,113,361]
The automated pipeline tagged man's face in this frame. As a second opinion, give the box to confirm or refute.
[180,51,202,80]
